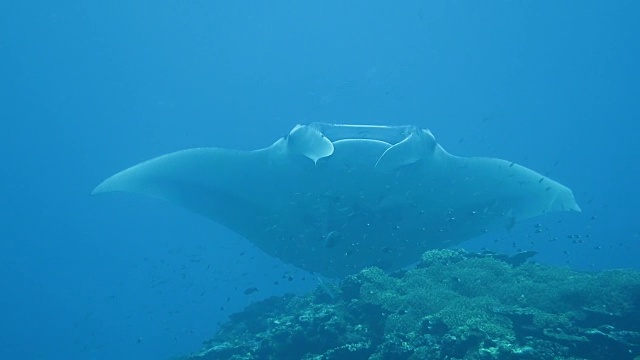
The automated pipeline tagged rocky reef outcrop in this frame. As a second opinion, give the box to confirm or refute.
[175,249,640,360]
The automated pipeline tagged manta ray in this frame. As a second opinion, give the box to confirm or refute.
[93,123,580,277]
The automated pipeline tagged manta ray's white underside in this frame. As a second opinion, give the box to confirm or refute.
[93,123,580,277]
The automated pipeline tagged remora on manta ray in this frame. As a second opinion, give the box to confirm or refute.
[93,123,580,277]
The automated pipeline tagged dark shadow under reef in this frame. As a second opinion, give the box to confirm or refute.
[174,249,640,360]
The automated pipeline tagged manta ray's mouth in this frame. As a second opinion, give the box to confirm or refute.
[93,123,580,278]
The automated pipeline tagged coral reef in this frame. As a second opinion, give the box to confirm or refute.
[175,249,640,360]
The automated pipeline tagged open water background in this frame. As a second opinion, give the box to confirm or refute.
[1,2,638,359]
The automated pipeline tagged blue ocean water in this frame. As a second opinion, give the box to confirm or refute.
[1,1,638,359]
